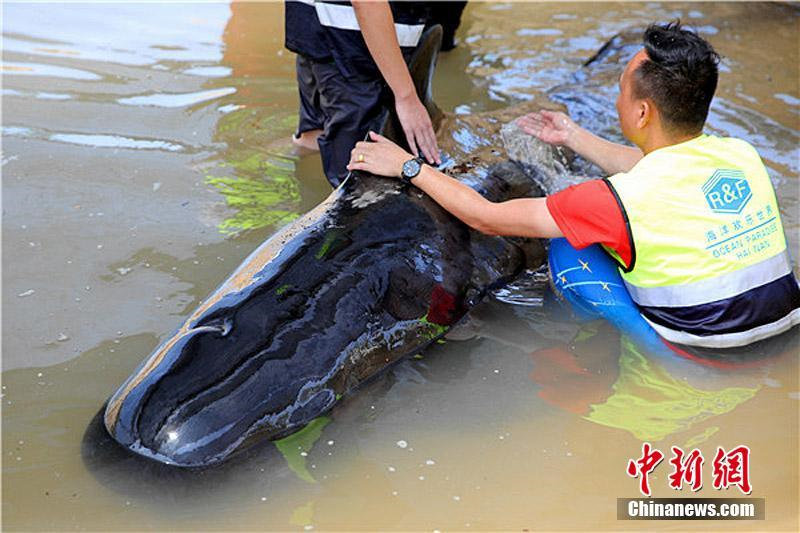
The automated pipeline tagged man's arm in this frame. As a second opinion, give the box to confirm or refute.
[517,110,642,174]
[347,132,563,239]
[413,167,563,238]
[352,0,441,164]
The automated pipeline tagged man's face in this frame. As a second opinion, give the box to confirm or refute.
[616,49,649,144]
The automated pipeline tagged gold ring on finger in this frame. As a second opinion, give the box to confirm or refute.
[357,153,365,162]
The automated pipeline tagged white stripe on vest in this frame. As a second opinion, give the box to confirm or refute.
[314,2,425,47]
[644,305,800,348]
[624,250,793,308]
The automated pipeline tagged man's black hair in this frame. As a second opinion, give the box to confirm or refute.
[634,21,720,134]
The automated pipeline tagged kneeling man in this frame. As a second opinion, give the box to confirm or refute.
[347,22,799,351]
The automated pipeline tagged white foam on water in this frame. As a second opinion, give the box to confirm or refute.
[2,61,101,80]
[50,133,184,152]
[118,87,236,108]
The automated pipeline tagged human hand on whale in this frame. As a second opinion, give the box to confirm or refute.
[516,110,577,147]
[347,111,576,179]
[395,93,442,165]
[347,130,416,178]
[347,131,563,240]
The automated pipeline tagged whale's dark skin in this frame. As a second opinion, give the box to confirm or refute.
[104,160,546,466]
[102,26,548,467]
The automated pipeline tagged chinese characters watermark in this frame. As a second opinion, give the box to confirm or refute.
[627,443,752,497]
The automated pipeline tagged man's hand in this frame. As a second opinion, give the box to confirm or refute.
[348,131,563,240]
[347,131,412,177]
[395,93,441,165]
[518,109,643,174]
[352,0,441,165]
[516,110,577,147]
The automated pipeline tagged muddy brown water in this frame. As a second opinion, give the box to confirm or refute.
[2,2,798,531]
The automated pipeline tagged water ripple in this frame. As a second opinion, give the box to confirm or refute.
[2,61,101,80]
[118,87,237,108]
[50,133,185,151]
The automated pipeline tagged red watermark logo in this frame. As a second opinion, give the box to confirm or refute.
[712,446,752,495]
[627,443,752,497]
[626,442,664,497]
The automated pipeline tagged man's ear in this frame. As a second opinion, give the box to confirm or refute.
[636,99,652,129]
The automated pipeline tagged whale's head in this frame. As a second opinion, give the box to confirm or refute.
[102,228,341,467]
[103,304,274,466]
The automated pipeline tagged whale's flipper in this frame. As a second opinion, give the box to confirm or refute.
[378,24,444,149]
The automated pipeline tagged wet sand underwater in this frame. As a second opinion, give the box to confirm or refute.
[2,2,799,531]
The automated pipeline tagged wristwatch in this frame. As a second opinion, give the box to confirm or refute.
[400,156,425,184]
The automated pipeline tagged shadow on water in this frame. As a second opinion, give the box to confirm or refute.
[80,406,283,503]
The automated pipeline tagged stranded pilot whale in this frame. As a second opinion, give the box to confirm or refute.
[103,161,546,466]
[102,25,549,467]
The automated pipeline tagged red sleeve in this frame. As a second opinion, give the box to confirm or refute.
[545,179,633,269]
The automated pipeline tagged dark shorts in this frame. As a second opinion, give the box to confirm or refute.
[295,55,390,187]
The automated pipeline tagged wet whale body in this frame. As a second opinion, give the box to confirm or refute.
[104,164,546,467]
[103,26,548,467]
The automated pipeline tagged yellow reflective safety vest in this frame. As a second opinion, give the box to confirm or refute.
[605,134,800,348]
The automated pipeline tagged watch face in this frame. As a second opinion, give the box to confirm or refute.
[402,159,421,178]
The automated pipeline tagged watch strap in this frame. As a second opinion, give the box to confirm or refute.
[401,157,425,184]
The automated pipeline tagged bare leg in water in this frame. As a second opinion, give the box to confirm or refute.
[292,129,322,152]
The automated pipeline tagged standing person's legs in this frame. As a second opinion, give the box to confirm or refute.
[311,61,387,187]
[293,55,324,151]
